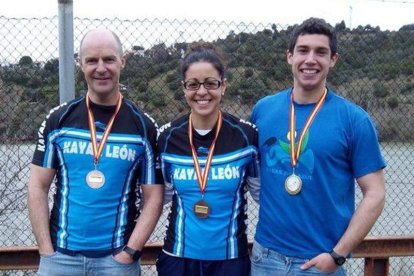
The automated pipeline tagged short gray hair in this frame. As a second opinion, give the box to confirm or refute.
[79,29,123,58]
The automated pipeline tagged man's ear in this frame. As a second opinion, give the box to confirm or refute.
[77,57,85,72]
[121,54,127,69]
[287,49,293,65]
[330,53,339,68]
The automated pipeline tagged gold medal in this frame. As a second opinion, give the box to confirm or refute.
[86,169,105,189]
[193,200,210,219]
[285,174,302,195]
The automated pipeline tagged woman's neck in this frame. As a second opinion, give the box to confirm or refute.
[190,111,220,130]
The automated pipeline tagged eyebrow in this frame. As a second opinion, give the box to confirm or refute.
[296,45,330,51]
[84,54,118,60]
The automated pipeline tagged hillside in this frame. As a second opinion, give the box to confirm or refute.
[0,22,413,142]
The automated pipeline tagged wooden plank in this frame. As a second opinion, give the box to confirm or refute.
[0,246,39,270]
[353,236,414,258]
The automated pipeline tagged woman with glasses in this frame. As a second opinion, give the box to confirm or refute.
[156,42,260,276]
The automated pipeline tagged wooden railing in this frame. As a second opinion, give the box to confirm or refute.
[1,236,413,275]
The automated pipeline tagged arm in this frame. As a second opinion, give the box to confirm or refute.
[247,176,260,203]
[27,164,56,255]
[302,169,385,272]
[334,169,386,255]
[114,184,163,263]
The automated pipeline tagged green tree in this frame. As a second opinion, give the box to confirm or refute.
[387,97,398,109]
[18,56,33,67]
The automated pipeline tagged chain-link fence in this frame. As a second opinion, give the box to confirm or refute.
[0,16,413,275]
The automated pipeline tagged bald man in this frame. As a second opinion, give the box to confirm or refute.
[28,29,163,275]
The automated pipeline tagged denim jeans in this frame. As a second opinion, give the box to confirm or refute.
[251,240,346,276]
[37,251,141,276]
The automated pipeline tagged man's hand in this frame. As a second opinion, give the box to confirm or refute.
[300,252,338,273]
[113,250,135,264]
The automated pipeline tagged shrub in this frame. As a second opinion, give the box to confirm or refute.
[387,97,399,109]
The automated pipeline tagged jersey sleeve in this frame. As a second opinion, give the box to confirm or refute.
[32,107,61,169]
[140,113,160,185]
[350,115,386,178]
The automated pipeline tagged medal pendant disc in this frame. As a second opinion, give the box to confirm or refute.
[193,200,210,219]
[86,170,105,189]
[285,174,302,195]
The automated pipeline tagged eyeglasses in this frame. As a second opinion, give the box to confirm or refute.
[183,78,222,91]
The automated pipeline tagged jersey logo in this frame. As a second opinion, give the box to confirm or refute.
[173,165,241,181]
[158,122,171,138]
[95,121,107,131]
[262,130,314,174]
[36,102,68,152]
[197,146,209,155]
[239,118,257,130]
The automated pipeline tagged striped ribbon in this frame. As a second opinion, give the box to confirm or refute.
[188,111,222,195]
[86,93,123,165]
[289,88,327,168]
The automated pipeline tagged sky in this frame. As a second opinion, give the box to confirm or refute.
[2,0,413,31]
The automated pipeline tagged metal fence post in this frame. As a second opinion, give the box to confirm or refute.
[58,0,75,104]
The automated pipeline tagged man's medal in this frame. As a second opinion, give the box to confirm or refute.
[86,169,106,189]
[189,111,222,219]
[287,88,327,195]
[85,93,122,189]
[285,173,302,195]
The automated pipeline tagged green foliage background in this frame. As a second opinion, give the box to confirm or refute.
[1,20,413,143]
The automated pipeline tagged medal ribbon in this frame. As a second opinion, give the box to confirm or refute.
[86,93,123,165]
[188,111,222,195]
[289,88,327,168]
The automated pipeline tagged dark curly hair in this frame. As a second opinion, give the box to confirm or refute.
[288,17,337,57]
[180,41,226,80]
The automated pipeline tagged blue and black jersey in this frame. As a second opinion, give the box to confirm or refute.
[157,112,260,260]
[32,95,158,257]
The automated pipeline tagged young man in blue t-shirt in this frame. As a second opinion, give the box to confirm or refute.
[251,18,386,275]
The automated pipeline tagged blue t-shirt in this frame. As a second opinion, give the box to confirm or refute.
[157,112,260,260]
[32,96,158,256]
[251,88,385,258]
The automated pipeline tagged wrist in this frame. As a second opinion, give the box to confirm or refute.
[329,249,346,266]
[38,244,54,255]
[122,245,142,261]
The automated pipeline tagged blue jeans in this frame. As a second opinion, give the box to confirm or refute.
[251,240,346,276]
[38,251,141,276]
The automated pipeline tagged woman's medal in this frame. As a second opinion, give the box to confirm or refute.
[193,199,210,219]
[189,111,222,219]
[85,93,122,189]
[287,88,327,195]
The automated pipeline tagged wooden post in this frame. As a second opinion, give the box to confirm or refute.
[364,257,389,276]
